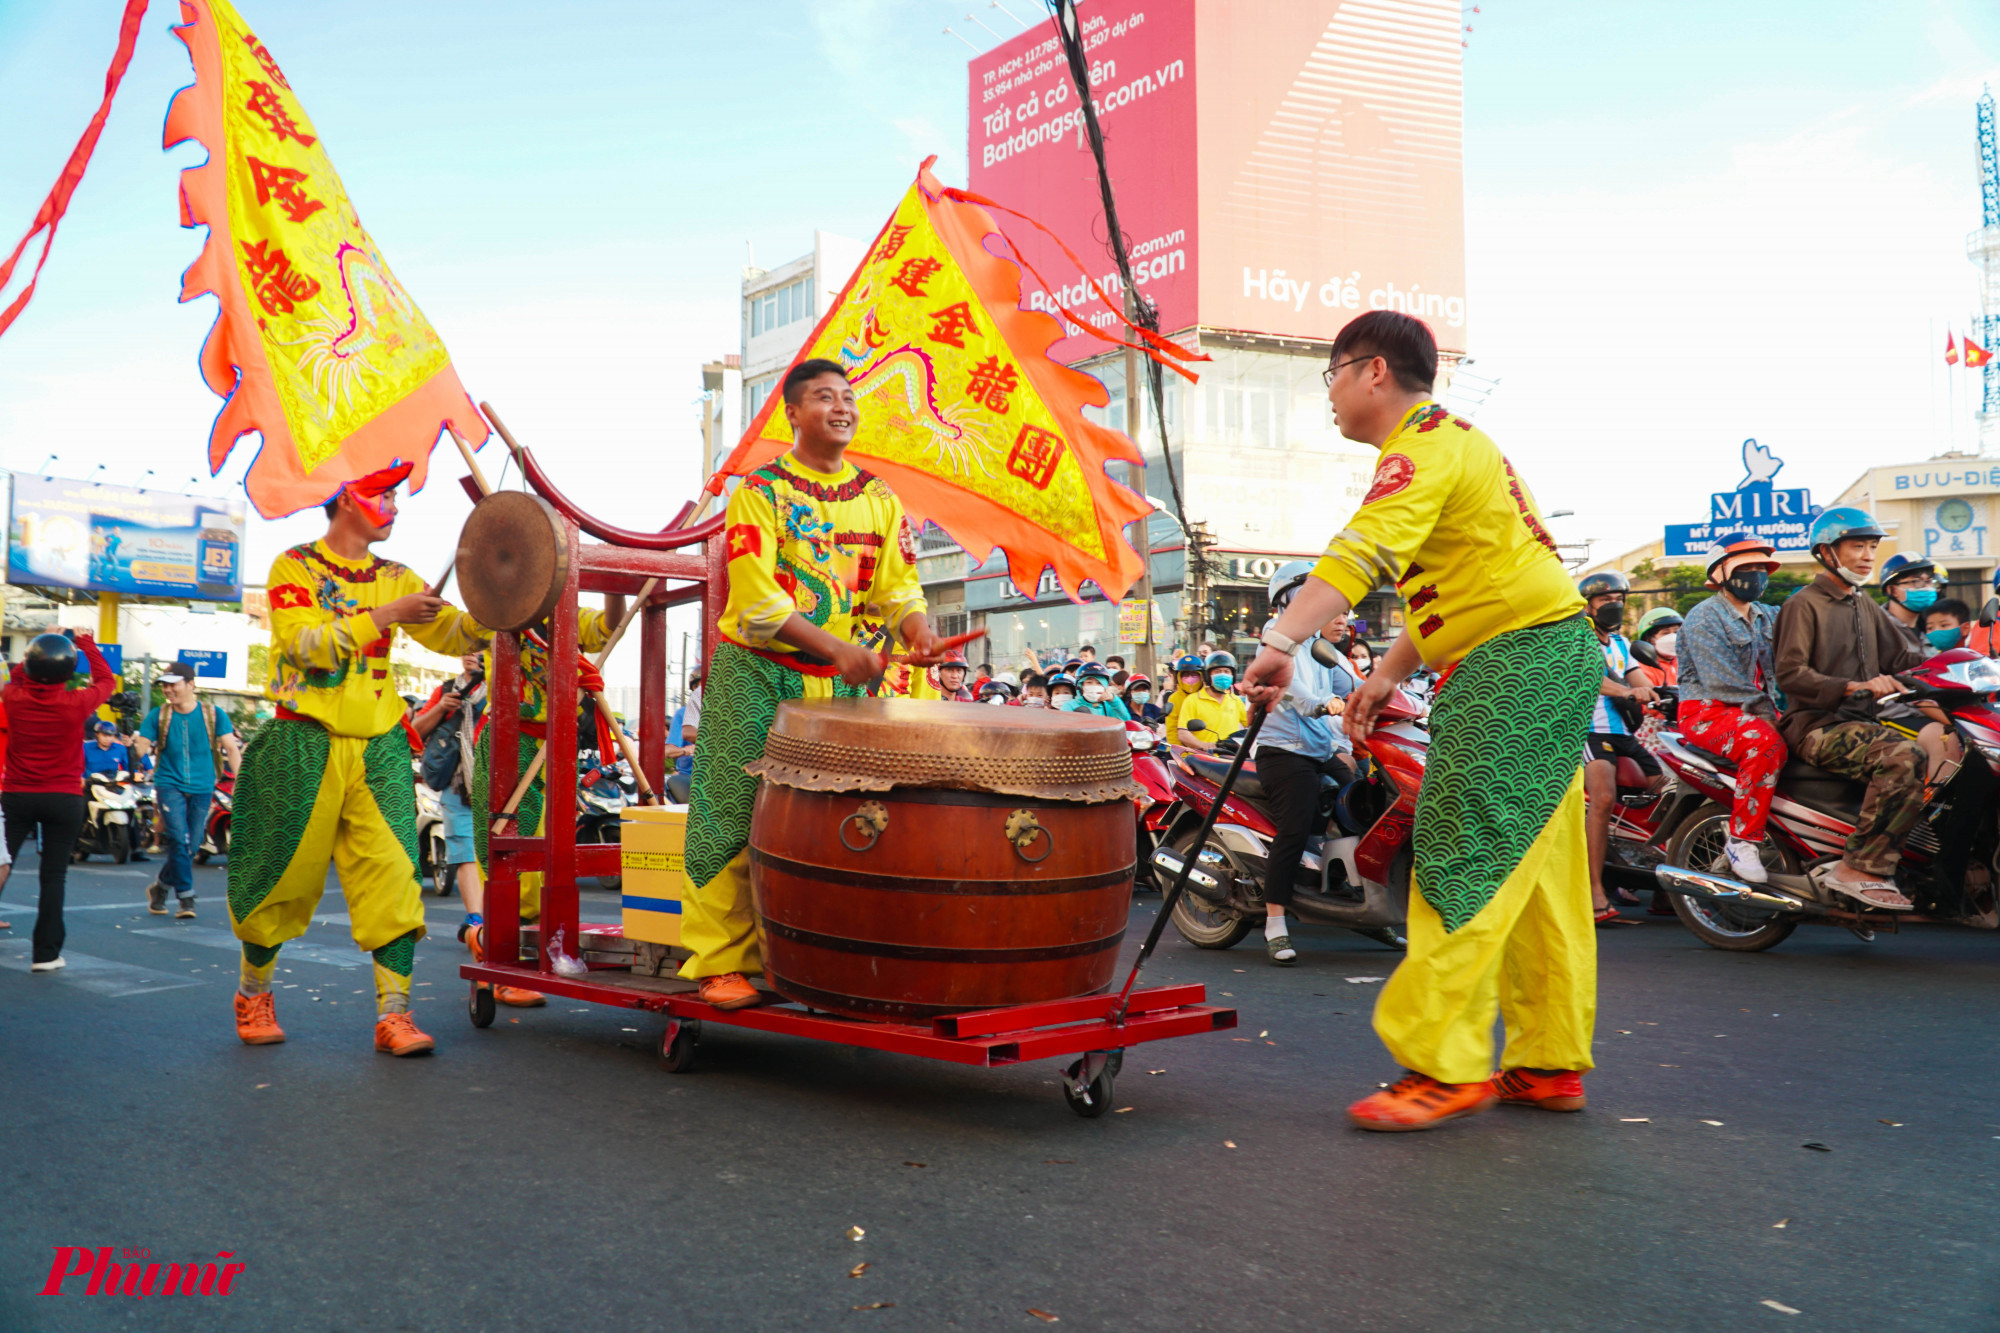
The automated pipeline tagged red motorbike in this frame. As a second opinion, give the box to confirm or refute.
[1653,649,2000,950]
[1151,651,1415,950]
[195,773,234,865]
[1127,719,1178,891]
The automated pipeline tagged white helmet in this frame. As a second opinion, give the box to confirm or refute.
[1266,560,1317,610]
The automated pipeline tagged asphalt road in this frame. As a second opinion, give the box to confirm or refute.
[1,854,1996,1332]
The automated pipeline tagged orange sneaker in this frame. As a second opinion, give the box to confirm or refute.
[1493,1067,1587,1112]
[697,972,760,1010]
[495,985,546,1007]
[1348,1073,1496,1132]
[374,1012,436,1056]
[234,991,286,1046]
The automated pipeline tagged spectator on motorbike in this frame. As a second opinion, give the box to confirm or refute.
[1068,662,1132,720]
[973,662,994,693]
[1253,562,1364,966]
[139,661,241,921]
[1631,607,1682,688]
[1675,535,1787,885]
[1177,652,1249,752]
[977,678,1015,706]
[1924,599,1971,652]
[1161,652,1207,740]
[1347,640,1376,676]
[1078,645,1097,664]
[935,652,976,702]
[1965,571,2000,655]
[1580,570,1665,921]
[3,632,118,970]
[1773,507,1929,910]
[1020,672,1050,709]
[82,720,129,782]
[410,655,500,951]
[1046,672,1080,709]
[1877,554,1942,654]
[1106,655,1126,674]
[1122,674,1164,726]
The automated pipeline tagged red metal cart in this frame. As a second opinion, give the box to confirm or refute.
[457,446,1236,1116]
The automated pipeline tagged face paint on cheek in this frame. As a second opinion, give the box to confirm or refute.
[351,492,396,527]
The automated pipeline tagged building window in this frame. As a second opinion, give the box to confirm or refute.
[749,277,815,338]
[747,378,774,421]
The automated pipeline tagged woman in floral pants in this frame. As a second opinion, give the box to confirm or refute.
[1675,535,1787,884]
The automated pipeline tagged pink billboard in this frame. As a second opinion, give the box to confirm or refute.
[968,0,1466,357]
[968,4,1199,360]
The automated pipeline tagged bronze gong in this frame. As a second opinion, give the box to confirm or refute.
[454,491,569,632]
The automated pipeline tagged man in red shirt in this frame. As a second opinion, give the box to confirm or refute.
[1,631,118,968]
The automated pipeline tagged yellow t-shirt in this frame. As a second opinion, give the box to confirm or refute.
[1313,402,1583,668]
[720,455,927,667]
[1161,681,1201,740]
[484,609,612,725]
[265,541,489,738]
[1177,689,1249,746]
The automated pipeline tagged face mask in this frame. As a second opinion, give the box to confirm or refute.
[1900,588,1939,611]
[1023,696,1047,708]
[1053,692,1075,705]
[1210,673,1234,691]
[1724,569,1770,602]
[1833,561,1870,587]
[1655,633,1678,658]
[1591,602,1625,632]
[1082,682,1106,702]
[1180,676,1201,691]
[986,695,1007,705]
[1928,626,1963,649]
[1352,656,1371,673]
[1131,690,1150,705]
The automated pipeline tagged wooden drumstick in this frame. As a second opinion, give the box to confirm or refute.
[450,428,494,497]
[491,576,663,830]
[591,689,657,801]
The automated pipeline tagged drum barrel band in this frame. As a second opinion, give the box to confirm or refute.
[752,848,1131,896]
[758,732,1137,795]
[761,919,1125,964]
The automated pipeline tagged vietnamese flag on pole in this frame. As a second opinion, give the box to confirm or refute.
[1947,331,1960,365]
[1966,336,1994,368]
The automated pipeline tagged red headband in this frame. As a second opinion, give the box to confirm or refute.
[337,460,413,525]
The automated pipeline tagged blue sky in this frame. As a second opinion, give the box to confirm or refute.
[0,0,1997,632]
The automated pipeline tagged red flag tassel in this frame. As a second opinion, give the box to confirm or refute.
[0,0,151,339]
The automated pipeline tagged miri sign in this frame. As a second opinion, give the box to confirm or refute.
[1663,439,1821,557]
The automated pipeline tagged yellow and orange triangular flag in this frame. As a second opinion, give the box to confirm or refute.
[709,159,1198,604]
[165,0,487,518]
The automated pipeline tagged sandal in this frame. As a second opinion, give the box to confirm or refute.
[1813,867,1913,912]
[1593,906,1629,927]
[1266,934,1298,966]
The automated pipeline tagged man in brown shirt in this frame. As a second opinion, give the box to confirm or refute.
[1772,508,1927,909]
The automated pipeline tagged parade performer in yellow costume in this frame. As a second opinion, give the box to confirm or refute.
[1242,312,1598,1132]
[682,359,937,1009]
[229,463,490,1055]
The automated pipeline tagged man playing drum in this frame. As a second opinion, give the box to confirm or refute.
[229,462,491,1056]
[682,358,940,1009]
[1242,311,1599,1132]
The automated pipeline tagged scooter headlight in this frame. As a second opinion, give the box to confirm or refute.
[1941,657,2000,694]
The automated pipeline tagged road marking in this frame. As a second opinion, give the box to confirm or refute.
[131,925,371,969]
[0,938,203,997]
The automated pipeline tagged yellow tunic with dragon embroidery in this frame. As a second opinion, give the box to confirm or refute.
[265,540,488,737]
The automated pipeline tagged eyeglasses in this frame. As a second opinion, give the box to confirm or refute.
[1895,576,1942,590]
[1322,356,1376,387]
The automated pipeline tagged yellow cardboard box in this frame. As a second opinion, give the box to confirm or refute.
[619,806,686,947]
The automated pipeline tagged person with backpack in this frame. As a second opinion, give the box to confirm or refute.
[140,661,241,920]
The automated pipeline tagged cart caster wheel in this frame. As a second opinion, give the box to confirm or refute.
[1062,1050,1123,1118]
[660,1018,699,1073]
[468,983,496,1029]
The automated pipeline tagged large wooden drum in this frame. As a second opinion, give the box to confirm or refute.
[747,698,1143,1022]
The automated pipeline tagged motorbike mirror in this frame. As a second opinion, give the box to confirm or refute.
[1185,719,1207,733]
[1982,597,1998,630]
[1308,639,1344,670]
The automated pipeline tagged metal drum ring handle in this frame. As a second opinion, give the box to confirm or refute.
[1005,809,1054,863]
[840,800,890,853]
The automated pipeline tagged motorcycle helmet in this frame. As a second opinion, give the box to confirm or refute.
[1075,662,1112,684]
[24,632,76,684]
[1702,532,1779,586]
[1878,553,1938,588]
[1203,651,1239,689]
[1576,570,1630,599]
[1265,559,1316,611]
[1173,652,1204,674]
[1046,671,1079,700]
[977,679,1015,703]
[1633,607,1682,641]
[1807,506,1886,555]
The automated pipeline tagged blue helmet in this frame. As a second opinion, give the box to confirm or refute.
[1807,506,1886,554]
[1046,672,1078,695]
[1173,653,1205,675]
[1878,553,1938,588]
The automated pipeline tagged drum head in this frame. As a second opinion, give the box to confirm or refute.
[455,492,568,632]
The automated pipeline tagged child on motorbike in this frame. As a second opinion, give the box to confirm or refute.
[1675,534,1787,885]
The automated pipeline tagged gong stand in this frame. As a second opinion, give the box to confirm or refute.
[457,436,725,977]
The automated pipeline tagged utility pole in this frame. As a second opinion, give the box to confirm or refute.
[1186,520,1212,649]
[1121,303,1157,679]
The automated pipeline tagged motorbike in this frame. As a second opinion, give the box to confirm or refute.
[1652,648,2000,950]
[415,771,448,893]
[74,769,139,863]
[1150,643,1413,950]
[129,770,158,860]
[195,773,233,865]
[1595,685,1709,887]
[578,752,633,890]
[1127,719,1177,891]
